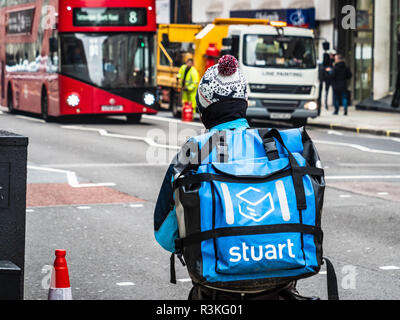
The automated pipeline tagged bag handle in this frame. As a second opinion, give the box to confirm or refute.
[259,129,300,167]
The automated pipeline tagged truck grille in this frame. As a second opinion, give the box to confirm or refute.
[261,100,300,113]
[250,84,312,95]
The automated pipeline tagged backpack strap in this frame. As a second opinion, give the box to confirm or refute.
[175,224,322,251]
[323,257,340,300]
[170,251,186,284]
[259,129,307,211]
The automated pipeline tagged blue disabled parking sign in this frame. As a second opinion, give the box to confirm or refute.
[230,7,316,29]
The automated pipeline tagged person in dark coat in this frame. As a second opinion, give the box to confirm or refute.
[318,52,333,111]
[327,54,352,116]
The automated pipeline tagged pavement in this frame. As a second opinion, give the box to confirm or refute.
[308,106,400,137]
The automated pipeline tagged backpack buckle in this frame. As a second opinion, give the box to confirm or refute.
[263,137,280,161]
[176,252,186,267]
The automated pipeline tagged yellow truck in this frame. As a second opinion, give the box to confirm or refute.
[157,18,320,127]
[157,18,269,117]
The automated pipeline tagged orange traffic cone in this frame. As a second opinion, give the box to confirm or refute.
[48,249,72,300]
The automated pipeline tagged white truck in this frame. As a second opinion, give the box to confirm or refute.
[221,22,320,127]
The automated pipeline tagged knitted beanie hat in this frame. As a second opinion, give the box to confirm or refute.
[196,55,248,114]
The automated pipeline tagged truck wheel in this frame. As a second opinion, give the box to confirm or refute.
[7,85,14,113]
[126,114,142,124]
[292,119,307,128]
[171,90,181,119]
[172,103,181,119]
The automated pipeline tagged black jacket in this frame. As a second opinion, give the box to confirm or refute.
[329,61,352,92]
[318,53,333,82]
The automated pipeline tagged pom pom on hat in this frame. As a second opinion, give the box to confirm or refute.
[196,54,248,114]
[217,55,238,77]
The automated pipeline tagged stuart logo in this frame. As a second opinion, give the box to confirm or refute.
[229,239,296,263]
[236,187,274,222]
[221,180,291,225]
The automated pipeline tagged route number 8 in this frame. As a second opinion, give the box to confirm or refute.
[129,11,138,24]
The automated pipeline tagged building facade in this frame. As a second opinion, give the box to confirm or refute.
[336,0,396,110]
[157,0,397,109]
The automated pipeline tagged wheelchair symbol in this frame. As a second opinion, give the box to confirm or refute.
[289,10,305,26]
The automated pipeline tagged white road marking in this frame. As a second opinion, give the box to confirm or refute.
[143,114,204,128]
[328,130,344,136]
[129,204,144,208]
[26,209,35,213]
[379,266,400,270]
[61,125,181,150]
[326,175,400,180]
[38,162,171,168]
[16,115,45,123]
[314,139,400,156]
[61,125,400,156]
[323,129,400,142]
[338,163,400,168]
[28,165,116,188]
[339,195,351,198]
[177,278,192,283]
[77,206,91,210]
[116,282,135,286]
[377,192,389,196]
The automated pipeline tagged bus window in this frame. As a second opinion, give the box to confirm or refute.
[60,33,154,89]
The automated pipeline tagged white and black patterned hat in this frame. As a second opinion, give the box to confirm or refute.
[196,55,248,114]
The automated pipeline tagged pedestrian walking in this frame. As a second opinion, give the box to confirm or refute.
[327,54,352,116]
[177,58,200,114]
[154,55,337,301]
[318,52,333,112]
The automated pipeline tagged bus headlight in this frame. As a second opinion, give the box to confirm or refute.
[66,94,80,107]
[304,101,318,111]
[143,92,155,106]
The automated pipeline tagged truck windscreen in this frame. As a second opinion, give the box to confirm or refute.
[243,35,316,69]
[60,33,154,89]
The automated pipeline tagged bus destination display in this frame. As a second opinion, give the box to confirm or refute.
[6,9,35,34]
[73,8,147,27]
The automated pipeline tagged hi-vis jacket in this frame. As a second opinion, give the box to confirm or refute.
[177,64,200,109]
[177,64,200,92]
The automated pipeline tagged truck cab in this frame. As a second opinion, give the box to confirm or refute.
[224,23,319,127]
[157,19,320,126]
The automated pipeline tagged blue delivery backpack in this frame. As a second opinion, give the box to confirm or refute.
[171,128,338,298]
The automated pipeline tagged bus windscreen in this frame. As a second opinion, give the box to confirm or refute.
[60,33,154,89]
[73,8,147,27]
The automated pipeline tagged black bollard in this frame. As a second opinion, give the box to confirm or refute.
[0,131,28,300]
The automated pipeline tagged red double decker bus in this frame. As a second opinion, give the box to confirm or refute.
[0,0,158,123]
